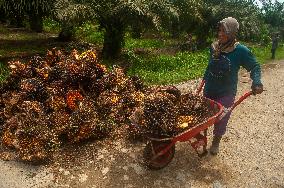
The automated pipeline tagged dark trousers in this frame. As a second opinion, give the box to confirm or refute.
[205,94,235,136]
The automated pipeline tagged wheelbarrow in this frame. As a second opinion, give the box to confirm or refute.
[143,81,253,170]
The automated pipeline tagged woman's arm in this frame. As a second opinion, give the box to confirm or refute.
[240,46,262,86]
[240,45,263,94]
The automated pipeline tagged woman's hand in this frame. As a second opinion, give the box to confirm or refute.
[251,84,263,95]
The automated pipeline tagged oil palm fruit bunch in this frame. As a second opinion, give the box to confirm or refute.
[80,63,108,98]
[1,116,19,148]
[143,89,179,137]
[1,91,23,119]
[8,60,34,79]
[68,99,100,143]
[61,59,81,85]
[45,48,65,66]
[117,91,145,121]
[66,90,84,111]
[46,95,66,112]
[48,62,65,82]
[46,80,66,97]
[20,78,43,95]
[102,66,129,92]
[48,111,70,136]
[141,86,218,136]
[96,90,120,118]
[2,101,51,162]
[35,65,51,81]
[93,63,108,79]
[78,49,98,64]
[27,55,46,69]
[20,78,48,102]
[129,75,145,91]
[16,134,49,162]
[2,61,34,92]
[179,93,197,115]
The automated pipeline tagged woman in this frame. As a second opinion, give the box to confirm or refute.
[202,17,263,155]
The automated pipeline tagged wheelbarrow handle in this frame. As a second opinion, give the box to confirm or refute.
[196,79,205,95]
[218,91,253,120]
[230,91,253,111]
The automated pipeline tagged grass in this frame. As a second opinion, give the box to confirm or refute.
[43,18,61,33]
[0,25,58,60]
[125,42,284,85]
[76,23,104,45]
[125,38,166,49]
[0,61,8,82]
[126,50,208,85]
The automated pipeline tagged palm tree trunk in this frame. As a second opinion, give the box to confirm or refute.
[131,24,143,39]
[28,12,43,32]
[58,25,75,42]
[102,22,124,59]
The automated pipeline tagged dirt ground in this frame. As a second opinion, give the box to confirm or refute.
[0,60,283,188]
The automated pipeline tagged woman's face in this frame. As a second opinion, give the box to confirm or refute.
[218,25,229,44]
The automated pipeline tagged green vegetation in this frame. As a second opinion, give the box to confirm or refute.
[125,38,166,50]
[0,25,58,60]
[0,61,8,82]
[126,50,208,85]
[0,0,284,85]
[1,0,284,59]
[43,18,61,33]
[76,23,104,45]
[1,21,284,85]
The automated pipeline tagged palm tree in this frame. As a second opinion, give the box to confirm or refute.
[53,0,93,41]
[81,0,178,59]
[1,0,55,32]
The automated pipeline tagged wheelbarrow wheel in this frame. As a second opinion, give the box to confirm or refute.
[143,140,175,170]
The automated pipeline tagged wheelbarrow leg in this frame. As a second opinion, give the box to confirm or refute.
[143,140,176,170]
[189,129,208,157]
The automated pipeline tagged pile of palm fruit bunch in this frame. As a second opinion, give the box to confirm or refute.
[134,86,218,138]
[0,48,145,162]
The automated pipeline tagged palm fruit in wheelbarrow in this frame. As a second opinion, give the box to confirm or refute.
[143,86,181,137]
[177,93,217,130]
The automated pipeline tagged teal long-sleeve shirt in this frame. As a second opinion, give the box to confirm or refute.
[203,44,262,97]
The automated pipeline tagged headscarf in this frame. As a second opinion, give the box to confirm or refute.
[212,17,240,60]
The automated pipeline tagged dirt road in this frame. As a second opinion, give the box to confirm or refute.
[1,61,283,188]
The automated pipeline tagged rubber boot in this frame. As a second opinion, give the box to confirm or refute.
[210,136,222,155]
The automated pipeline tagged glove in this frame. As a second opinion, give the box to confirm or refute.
[251,84,263,95]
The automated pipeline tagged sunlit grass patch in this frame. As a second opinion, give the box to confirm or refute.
[0,62,9,83]
[126,50,209,85]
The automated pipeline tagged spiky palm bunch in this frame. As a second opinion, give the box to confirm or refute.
[1,101,51,162]
[68,99,100,143]
[143,90,179,137]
